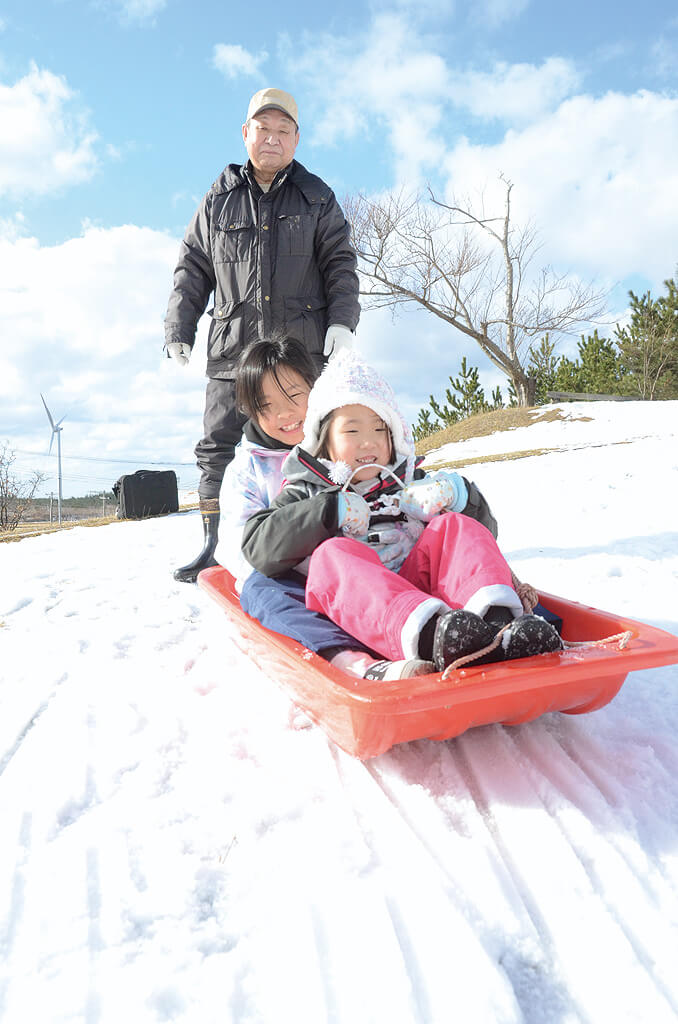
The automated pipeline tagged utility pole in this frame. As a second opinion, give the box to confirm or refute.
[55,427,62,524]
[101,492,106,517]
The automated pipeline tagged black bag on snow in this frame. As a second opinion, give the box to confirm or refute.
[113,470,179,519]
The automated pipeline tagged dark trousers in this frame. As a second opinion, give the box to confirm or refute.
[240,570,371,656]
[195,378,248,501]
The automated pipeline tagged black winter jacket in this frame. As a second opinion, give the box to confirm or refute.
[241,449,498,578]
[164,160,360,378]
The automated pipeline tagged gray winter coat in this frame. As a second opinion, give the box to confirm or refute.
[164,160,360,378]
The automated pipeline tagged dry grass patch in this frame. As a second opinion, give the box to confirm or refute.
[1,501,199,544]
[415,405,592,456]
[0,515,122,543]
[424,448,554,472]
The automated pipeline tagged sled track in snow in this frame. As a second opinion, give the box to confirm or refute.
[502,724,678,1018]
[473,724,678,1019]
[327,737,568,1024]
[0,676,68,780]
[380,739,579,1024]
[510,719,678,894]
[328,721,678,1024]
[0,811,32,1018]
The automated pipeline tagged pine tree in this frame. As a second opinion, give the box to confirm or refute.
[413,357,499,439]
[552,355,583,395]
[575,330,625,394]
[489,386,504,409]
[527,335,561,404]
[614,280,678,399]
[413,408,442,442]
[446,357,490,419]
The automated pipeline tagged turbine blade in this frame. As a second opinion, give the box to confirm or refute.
[55,415,66,428]
[49,432,54,455]
[41,393,56,430]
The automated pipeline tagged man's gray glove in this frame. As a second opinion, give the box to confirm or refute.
[167,342,192,366]
[323,325,354,358]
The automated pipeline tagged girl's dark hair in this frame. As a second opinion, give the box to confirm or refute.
[315,414,335,461]
[235,335,319,418]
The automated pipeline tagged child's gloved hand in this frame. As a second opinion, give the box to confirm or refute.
[366,527,411,567]
[398,471,468,522]
[336,491,371,537]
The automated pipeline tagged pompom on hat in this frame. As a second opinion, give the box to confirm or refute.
[302,349,415,484]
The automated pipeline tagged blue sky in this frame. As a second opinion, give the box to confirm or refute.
[1,0,677,496]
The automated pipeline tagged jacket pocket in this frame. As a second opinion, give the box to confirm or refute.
[208,300,244,362]
[277,213,315,256]
[214,219,253,264]
[284,296,327,353]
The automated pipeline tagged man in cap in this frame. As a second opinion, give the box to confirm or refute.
[165,87,360,582]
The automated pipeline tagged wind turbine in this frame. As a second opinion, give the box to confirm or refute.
[40,394,65,525]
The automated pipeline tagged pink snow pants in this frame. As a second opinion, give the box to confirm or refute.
[305,512,513,661]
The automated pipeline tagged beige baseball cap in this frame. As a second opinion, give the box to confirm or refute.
[246,87,298,126]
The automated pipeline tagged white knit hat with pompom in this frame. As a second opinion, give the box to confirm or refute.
[302,348,415,485]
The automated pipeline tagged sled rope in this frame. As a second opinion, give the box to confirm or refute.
[561,631,633,650]
[510,570,539,613]
[441,626,510,677]
[441,626,634,679]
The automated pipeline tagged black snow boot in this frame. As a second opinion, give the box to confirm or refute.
[173,499,220,584]
[501,614,563,660]
[429,610,503,672]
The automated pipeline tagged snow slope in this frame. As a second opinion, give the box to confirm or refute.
[1,402,677,1024]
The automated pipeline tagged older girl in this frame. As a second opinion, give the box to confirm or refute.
[215,336,435,679]
[242,349,561,672]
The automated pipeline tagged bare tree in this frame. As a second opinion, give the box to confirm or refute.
[346,178,607,405]
[0,442,47,532]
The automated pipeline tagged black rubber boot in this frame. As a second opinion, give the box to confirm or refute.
[173,501,220,584]
[431,610,501,672]
[502,614,563,660]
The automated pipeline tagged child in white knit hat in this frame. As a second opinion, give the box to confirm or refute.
[215,335,437,681]
[242,349,562,673]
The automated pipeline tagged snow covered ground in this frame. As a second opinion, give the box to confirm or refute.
[1,401,677,1024]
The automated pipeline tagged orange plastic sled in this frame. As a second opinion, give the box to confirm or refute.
[198,565,678,759]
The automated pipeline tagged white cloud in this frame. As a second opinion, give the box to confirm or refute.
[0,211,26,240]
[114,0,167,23]
[212,43,268,79]
[443,89,678,286]
[0,223,208,492]
[371,0,456,17]
[283,13,678,381]
[472,0,530,28]
[450,57,581,122]
[0,64,99,198]
[651,35,678,79]
[285,14,449,183]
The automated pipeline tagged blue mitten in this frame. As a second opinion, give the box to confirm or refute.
[336,491,371,537]
[398,471,468,522]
